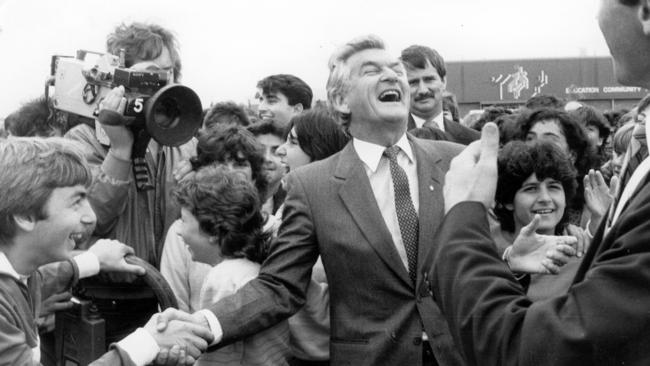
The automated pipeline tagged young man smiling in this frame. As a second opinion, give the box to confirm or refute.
[255,74,313,127]
[0,138,211,365]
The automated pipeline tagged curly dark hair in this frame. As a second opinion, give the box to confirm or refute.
[494,141,578,234]
[524,94,565,110]
[472,106,513,133]
[173,165,270,263]
[191,125,267,198]
[284,109,349,161]
[203,101,250,129]
[569,105,612,162]
[4,97,65,137]
[516,108,599,221]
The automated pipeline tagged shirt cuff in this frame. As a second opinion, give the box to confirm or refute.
[73,251,100,279]
[103,149,133,182]
[197,309,223,345]
[584,220,595,239]
[116,327,160,366]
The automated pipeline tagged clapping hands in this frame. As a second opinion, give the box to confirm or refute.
[506,215,579,274]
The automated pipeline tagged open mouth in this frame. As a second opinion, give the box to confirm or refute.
[69,231,91,246]
[532,209,555,215]
[378,89,402,102]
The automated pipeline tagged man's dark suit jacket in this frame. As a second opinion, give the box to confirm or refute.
[431,173,650,366]
[210,135,465,365]
[407,114,479,145]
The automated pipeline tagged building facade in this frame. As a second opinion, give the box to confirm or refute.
[446,57,648,116]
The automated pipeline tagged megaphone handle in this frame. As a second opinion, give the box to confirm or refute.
[133,157,154,191]
[131,129,154,191]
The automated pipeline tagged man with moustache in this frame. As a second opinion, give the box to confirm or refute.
[401,45,479,145]
[159,35,466,366]
[431,0,650,365]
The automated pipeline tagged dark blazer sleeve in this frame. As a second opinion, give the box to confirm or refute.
[208,171,319,343]
[431,201,650,366]
[36,259,79,300]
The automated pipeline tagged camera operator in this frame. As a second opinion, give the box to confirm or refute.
[63,22,196,346]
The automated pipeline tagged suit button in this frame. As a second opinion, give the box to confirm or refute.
[413,337,422,346]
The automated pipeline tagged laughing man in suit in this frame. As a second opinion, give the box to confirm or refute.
[401,45,479,145]
[160,35,466,366]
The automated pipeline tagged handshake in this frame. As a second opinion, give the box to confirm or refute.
[84,240,215,365]
[140,308,214,365]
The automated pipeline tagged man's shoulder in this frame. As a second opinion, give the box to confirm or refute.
[64,123,95,141]
[292,149,344,178]
[64,124,106,158]
[445,119,480,143]
[413,135,465,159]
[0,275,19,298]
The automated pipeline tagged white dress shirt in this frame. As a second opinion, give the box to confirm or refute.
[411,112,445,132]
[202,133,423,345]
[353,133,419,271]
[607,114,650,235]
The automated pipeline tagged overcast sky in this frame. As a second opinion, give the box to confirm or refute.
[0,0,610,117]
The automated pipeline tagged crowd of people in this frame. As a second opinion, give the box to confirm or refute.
[2,0,650,365]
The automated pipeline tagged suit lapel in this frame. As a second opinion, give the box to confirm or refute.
[407,114,416,131]
[443,118,462,143]
[335,143,413,287]
[410,136,445,276]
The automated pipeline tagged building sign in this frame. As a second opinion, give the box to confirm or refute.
[446,57,648,103]
[490,66,550,100]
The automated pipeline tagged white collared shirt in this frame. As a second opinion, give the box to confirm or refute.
[353,134,419,270]
[0,252,22,282]
[411,112,445,132]
[607,113,650,234]
[201,134,424,345]
[608,156,650,234]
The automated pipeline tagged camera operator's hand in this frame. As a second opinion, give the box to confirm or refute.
[98,85,133,160]
[87,239,145,275]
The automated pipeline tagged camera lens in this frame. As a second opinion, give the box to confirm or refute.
[152,96,181,129]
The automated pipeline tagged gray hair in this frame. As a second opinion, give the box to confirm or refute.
[326,35,386,132]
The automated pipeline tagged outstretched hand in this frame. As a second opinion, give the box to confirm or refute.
[506,215,578,274]
[444,122,500,214]
[88,239,145,275]
[144,311,213,363]
[155,308,211,338]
